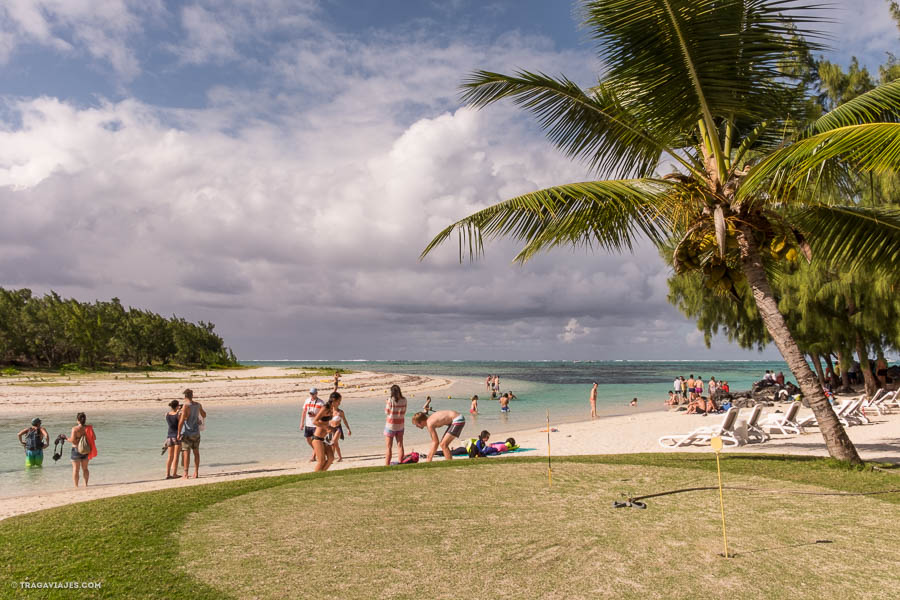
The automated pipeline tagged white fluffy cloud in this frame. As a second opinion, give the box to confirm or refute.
[0,0,149,78]
[0,4,780,359]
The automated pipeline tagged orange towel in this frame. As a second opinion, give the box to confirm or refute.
[85,425,98,460]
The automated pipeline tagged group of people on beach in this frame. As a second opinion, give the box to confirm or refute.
[16,413,97,486]
[17,387,209,487]
[469,390,515,415]
[161,389,207,480]
[300,382,472,472]
[667,374,731,415]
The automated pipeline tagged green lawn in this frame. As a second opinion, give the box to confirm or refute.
[1,455,898,599]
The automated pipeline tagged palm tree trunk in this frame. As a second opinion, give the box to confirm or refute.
[738,225,861,464]
[810,353,826,388]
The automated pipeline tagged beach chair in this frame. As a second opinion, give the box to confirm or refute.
[745,405,770,443]
[869,389,899,414]
[798,397,867,429]
[842,397,870,425]
[760,401,802,435]
[658,407,740,448]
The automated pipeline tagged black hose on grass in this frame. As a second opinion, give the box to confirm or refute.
[612,486,900,509]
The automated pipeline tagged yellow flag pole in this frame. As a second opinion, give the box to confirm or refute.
[711,436,729,558]
[546,409,552,487]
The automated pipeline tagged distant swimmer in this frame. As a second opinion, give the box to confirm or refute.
[412,409,465,462]
[499,394,510,413]
[590,383,598,419]
[630,397,638,407]
[18,417,49,468]
[470,395,479,415]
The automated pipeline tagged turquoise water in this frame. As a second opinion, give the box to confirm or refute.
[0,360,789,497]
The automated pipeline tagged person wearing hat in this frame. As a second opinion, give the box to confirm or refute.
[17,418,50,468]
[301,387,324,462]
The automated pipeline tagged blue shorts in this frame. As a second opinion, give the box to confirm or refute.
[25,450,43,467]
[501,406,510,413]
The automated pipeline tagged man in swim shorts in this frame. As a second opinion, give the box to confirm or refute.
[412,409,465,462]
[18,417,49,468]
[499,394,510,413]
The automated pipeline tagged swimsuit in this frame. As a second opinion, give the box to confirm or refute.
[501,406,510,413]
[25,450,43,467]
[443,415,465,440]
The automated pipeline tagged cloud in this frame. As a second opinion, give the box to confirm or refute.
[0,0,150,78]
[0,4,781,360]
[558,318,592,343]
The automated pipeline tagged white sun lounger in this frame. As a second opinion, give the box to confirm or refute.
[884,389,900,410]
[745,405,770,443]
[843,397,870,425]
[866,389,898,414]
[798,397,868,428]
[761,401,802,435]
[658,407,740,448]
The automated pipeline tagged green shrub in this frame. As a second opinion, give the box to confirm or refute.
[1,367,20,376]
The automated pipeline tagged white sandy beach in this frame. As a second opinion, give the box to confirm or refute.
[2,384,897,521]
[0,367,451,415]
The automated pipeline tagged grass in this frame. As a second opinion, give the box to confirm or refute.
[1,455,898,599]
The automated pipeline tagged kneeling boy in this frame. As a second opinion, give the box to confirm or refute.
[412,409,465,462]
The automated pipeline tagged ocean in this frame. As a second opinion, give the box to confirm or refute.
[0,360,789,497]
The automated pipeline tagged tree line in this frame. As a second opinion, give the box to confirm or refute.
[0,287,238,369]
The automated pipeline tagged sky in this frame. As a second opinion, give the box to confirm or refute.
[0,0,897,361]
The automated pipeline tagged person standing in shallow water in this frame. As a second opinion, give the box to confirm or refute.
[164,400,181,479]
[384,384,407,465]
[18,417,49,468]
[64,412,94,487]
[177,389,206,480]
[590,383,598,419]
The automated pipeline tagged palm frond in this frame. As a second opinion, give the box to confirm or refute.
[582,0,825,158]
[419,179,673,263]
[460,70,693,178]
[740,124,900,197]
[792,205,900,274]
[813,79,900,133]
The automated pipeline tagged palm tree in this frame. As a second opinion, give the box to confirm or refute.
[421,0,900,464]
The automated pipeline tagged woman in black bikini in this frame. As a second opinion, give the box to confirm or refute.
[311,392,341,472]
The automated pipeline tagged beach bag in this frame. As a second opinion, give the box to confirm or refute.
[400,452,419,464]
[720,402,732,412]
[76,433,90,455]
[25,428,44,451]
